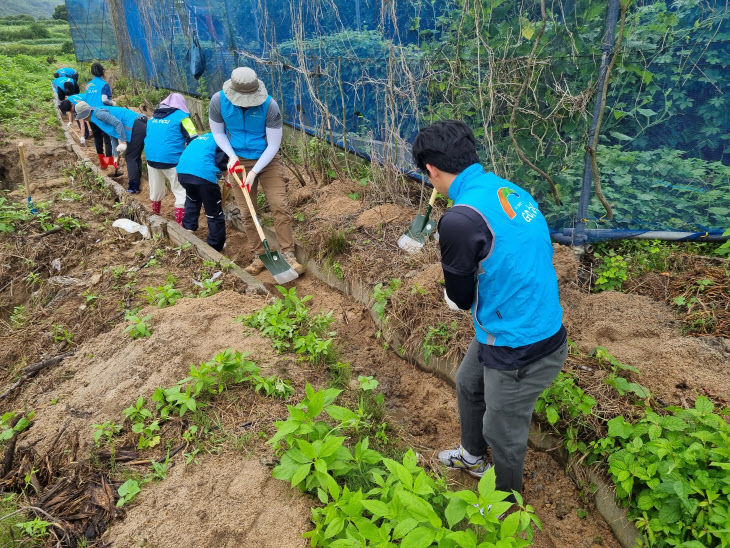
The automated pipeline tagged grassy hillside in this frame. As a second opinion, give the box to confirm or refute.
[0,0,60,19]
[0,15,72,56]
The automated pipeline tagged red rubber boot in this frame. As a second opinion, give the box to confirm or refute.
[174,207,185,226]
[151,201,161,215]
[97,154,108,170]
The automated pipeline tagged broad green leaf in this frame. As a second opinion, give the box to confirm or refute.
[393,517,419,539]
[361,499,390,518]
[291,463,311,487]
[478,467,497,498]
[447,530,477,548]
[500,512,521,537]
[402,526,437,548]
[325,516,345,539]
[695,396,714,415]
[445,497,468,528]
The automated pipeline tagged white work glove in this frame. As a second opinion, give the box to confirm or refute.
[444,288,461,311]
[79,137,86,146]
[227,156,241,174]
[66,121,72,129]
[245,170,257,192]
[116,143,127,154]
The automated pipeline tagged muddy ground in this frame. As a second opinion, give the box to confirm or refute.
[2,89,728,548]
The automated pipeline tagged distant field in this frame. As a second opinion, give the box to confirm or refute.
[0,0,59,19]
[0,16,72,57]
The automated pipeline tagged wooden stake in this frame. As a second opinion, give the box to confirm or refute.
[17,141,36,213]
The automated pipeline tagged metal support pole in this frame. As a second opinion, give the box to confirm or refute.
[574,0,621,246]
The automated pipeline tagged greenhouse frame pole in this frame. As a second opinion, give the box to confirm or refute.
[574,0,621,247]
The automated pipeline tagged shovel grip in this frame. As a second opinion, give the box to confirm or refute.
[231,169,267,244]
[428,187,438,207]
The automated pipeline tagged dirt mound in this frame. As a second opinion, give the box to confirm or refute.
[315,195,362,218]
[409,263,444,292]
[552,243,578,286]
[23,290,272,452]
[106,456,310,548]
[355,204,411,228]
[561,287,730,403]
[289,185,316,207]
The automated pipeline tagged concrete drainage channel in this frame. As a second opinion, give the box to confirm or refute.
[57,112,638,548]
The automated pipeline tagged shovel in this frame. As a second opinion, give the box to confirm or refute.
[231,169,299,284]
[398,187,438,253]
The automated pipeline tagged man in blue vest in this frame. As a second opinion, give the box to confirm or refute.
[74,101,147,193]
[209,67,303,275]
[54,67,79,90]
[412,120,567,500]
[51,77,75,104]
[144,93,198,224]
[177,133,229,251]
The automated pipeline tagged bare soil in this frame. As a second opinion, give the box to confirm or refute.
[8,101,723,548]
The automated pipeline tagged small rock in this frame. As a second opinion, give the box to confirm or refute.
[533,483,544,493]
[555,501,572,519]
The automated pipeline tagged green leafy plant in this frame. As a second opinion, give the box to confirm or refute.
[51,324,74,345]
[535,372,596,454]
[252,374,295,399]
[0,411,34,444]
[198,278,221,297]
[593,251,628,292]
[372,278,401,321]
[132,420,161,449]
[715,229,730,257]
[122,396,152,424]
[423,321,457,364]
[146,278,183,308]
[149,453,171,480]
[82,290,99,309]
[596,398,730,547]
[24,271,41,285]
[593,346,651,399]
[347,192,360,200]
[244,286,336,364]
[58,188,82,201]
[15,518,52,540]
[124,313,153,339]
[116,479,141,507]
[92,421,121,446]
[10,305,27,328]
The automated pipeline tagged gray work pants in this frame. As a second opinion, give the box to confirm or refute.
[456,337,567,496]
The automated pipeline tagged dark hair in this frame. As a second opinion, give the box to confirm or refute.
[412,120,480,175]
[90,62,105,77]
[53,71,60,78]
[58,99,73,115]
[63,81,75,94]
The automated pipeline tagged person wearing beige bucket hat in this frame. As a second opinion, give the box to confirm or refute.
[209,67,304,276]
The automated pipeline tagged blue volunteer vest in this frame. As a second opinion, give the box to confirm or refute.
[85,76,109,107]
[67,93,85,105]
[52,77,73,93]
[144,109,190,165]
[449,163,563,347]
[176,134,221,184]
[90,106,141,141]
[57,67,77,78]
[219,91,271,160]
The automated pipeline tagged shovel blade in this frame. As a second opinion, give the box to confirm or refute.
[259,249,299,284]
[398,214,436,253]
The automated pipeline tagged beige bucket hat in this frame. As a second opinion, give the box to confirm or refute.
[222,67,268,107]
